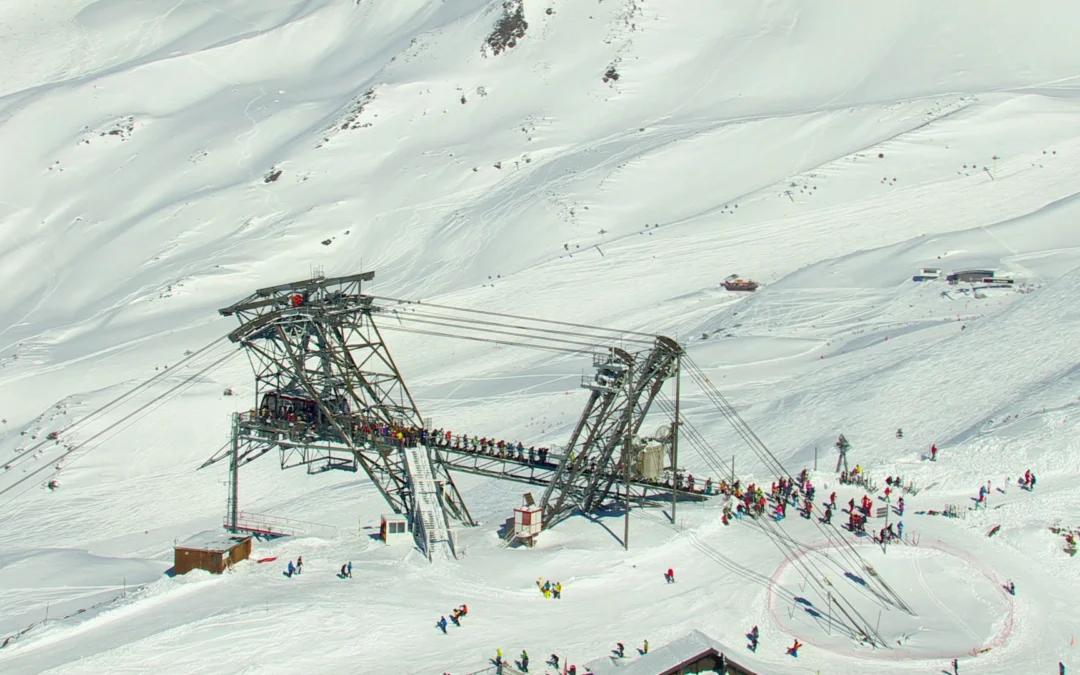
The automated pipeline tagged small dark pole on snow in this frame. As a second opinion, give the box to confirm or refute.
[884,500,890,554]
[228,412,240,533]
[670,353,681,524]
[827,591,832,635]
[623,362,633,551]
[44,603,49,625]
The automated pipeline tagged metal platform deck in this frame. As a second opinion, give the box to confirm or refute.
[435,444,712,507]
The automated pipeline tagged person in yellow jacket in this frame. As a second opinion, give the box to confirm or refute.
[554,582,562,599]
[495,648,503,665]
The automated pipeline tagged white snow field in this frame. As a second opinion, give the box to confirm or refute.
[2,0,1080,673]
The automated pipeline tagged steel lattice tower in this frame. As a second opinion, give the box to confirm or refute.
[205,270,474,528]
[540,336,682,528]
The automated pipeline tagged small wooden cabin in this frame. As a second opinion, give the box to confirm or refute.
[174,531,253,575]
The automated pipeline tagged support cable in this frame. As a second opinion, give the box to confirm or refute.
[384,307,655,346]
[682,356,913,615]
[653,396,733,481]
[0,348,239,506]
[386,312,623,351]
[0,335,230,472]
[371,295,656,338]
[759,513,900,614]
[654,395,890,644]
[749,511,891,646]
[682,359,895,603]
[378,324,600,357]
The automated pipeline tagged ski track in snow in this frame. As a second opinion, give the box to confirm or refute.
[910,553,982,646]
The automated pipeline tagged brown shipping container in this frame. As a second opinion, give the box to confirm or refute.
[174,532,252,575]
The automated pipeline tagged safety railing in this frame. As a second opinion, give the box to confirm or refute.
[226,511,339,538]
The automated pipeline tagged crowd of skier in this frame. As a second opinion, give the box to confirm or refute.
[258,413,1060,674]
[536,578,563,599]
[389,424,720,494]
[481,640,656,675]
[726,435,1051,670]
[291,428,1057,675]
[280,555,363,582]
[348,421,724,496]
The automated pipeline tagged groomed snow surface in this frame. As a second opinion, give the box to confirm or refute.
[2,0,1080,673]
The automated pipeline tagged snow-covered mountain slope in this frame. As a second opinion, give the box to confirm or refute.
[2,1,1080,673]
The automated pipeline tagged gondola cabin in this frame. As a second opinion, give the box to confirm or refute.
[174,531,252,575]
[260,391,319,422]
[258,391,350,426]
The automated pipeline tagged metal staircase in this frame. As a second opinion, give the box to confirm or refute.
[403,444,456,559]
